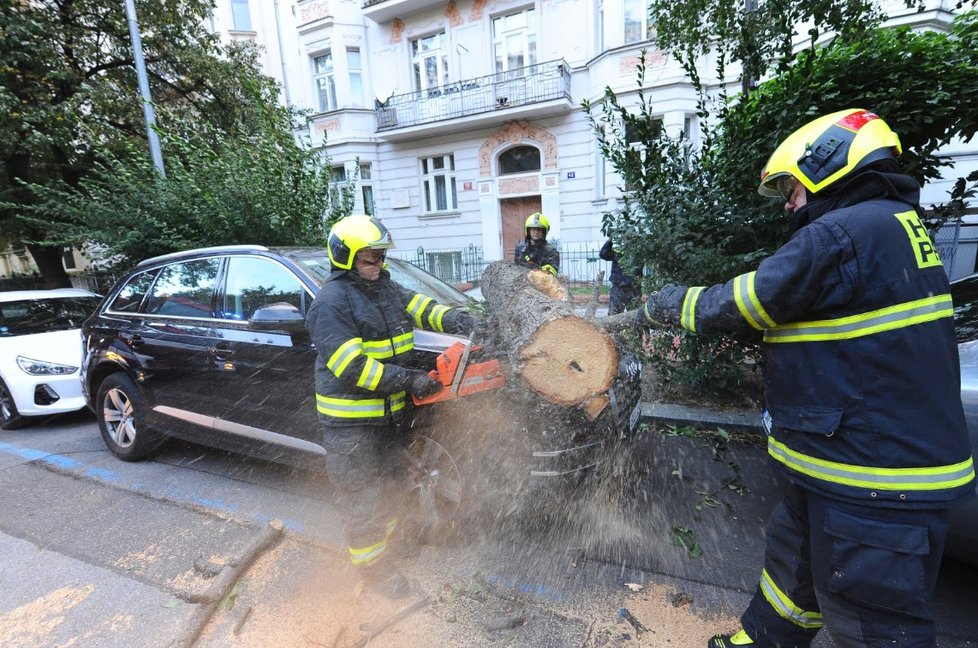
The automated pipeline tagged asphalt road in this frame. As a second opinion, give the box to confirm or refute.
[0,410,975,647]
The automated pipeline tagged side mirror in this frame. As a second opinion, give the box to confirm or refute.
[249,302,305,333]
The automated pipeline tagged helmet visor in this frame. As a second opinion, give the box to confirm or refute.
[776,176,799,201]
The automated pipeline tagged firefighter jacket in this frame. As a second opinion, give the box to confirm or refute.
[643,170,976,508]
[514,240,560,276]
[306,267,473,428]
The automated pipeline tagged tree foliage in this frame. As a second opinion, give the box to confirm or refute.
[588,8,978,398]
[18,96,353,269]
[649,0,913,105]
[0,0,347,284]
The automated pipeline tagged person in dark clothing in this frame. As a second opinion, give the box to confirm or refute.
[599,238,641,314]
[636,109,975,648]
[306,214,477,599]
[514,212,560,276]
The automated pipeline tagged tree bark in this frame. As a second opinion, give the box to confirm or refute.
[480,261,617,409]
[583,269,605,320]
[592,310,636,339]
[27,244,71,288]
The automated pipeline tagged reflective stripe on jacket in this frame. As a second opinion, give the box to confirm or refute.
[656,177,975,507]
[306,268,468,427]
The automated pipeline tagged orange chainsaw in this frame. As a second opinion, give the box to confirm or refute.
[411,338,507,405]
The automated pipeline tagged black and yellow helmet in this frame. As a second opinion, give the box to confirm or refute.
[758,108,902,198]
[327,214,395,270]
[524,212,550,237]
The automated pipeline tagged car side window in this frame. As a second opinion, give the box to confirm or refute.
[108,270,158,313]
[222,256,306,321]
[145,259,221,318]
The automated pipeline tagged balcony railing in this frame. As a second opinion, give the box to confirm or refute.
[375,59,571,132]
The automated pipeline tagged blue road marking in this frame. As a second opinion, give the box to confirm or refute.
[486,572,564,602]
[0,441,305,532]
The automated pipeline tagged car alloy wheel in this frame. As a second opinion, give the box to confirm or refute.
[103,384,137,449]
[96,373,163,461]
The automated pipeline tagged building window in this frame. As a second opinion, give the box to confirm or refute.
[498,145,541,175]
[314,52,336,112]
[360,163,374,215]
[493,9,536,74]
[595,135,606,198]
[624,0,648,44]
[624,118,661,191]
[62,248,76,270]
[412,33,449,93]
[421,155,457,214]
[230,0,252,31]
[347,48,363,107]
[596,0,605,51]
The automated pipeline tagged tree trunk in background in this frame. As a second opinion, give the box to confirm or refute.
[480,260,617,414]
[27,244,71,288]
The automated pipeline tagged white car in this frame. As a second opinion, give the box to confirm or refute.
[0,288,102,429]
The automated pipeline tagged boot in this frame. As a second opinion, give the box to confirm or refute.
[359,564,412,600]
[708,629,754,647]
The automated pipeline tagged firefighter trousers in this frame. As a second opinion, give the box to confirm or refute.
[608,283,640,315]
[741,482,949,648]
[321,423,408,569]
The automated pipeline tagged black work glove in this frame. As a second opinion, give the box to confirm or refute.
[634,284,686,330]
[408,371,442,398]
[452,310,479,336]
[633,299,655,331]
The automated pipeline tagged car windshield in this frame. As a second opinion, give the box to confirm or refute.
[281,249,473,308]
[0,296,101,337]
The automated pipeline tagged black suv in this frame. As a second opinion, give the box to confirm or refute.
[81,246,642,520]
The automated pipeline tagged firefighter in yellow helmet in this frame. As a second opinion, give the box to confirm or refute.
[306,214,479,599]
[636,109,974,647]
[514,212,560,276]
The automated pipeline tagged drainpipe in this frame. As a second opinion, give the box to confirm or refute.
[274,0,292,106]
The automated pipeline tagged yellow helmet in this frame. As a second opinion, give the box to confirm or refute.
[327,214,395,270]
[524,212,550,237]
[758,108,902,198]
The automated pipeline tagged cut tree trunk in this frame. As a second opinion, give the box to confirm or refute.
[480,260,617,413]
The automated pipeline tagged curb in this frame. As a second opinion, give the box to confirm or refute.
[640,401,763,435]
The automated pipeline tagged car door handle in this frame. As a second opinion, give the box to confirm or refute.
[210,343,234,360]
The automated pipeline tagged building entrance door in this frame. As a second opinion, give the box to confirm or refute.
[500,196,541,261]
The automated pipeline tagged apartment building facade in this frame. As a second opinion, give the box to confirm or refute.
[5,0,967,283]
[206,0,700,274]
[206,0,977,279]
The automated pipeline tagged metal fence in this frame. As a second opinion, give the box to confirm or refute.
[395,242,614,288]
[934,220,962,277]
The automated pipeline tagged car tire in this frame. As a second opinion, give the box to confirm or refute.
[0,377,29,430]
[96,373,165,461]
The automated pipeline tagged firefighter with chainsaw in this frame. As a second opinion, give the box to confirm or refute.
[514,212,560,276]
[636,109,975,647]
[306,214,478,599]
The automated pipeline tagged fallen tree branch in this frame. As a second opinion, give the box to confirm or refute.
[583,270,605,321]
[169,519,285,648]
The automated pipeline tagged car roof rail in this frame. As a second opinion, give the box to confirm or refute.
[136,245,270,268]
